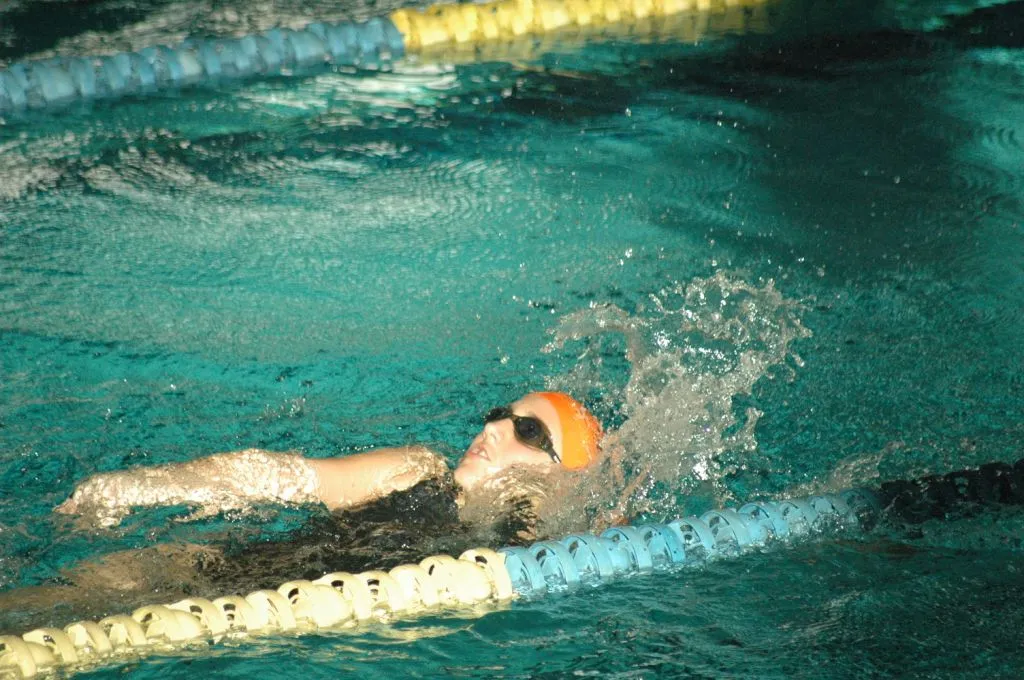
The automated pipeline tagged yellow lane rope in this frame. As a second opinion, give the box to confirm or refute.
[390,0,777,56]
[0,548,513,678]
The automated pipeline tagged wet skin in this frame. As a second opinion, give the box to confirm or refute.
[453,393,564,490]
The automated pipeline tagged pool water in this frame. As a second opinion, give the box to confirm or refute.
[1,0,1023,676]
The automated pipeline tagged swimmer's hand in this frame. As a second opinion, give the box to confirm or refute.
[55,469,153,528]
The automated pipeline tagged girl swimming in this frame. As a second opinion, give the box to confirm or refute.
[54,391,603,531]
[0,392,603,633]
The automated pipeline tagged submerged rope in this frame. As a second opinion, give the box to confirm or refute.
[0,18,406,112]
[0,488,878,678]
[0,0,773,113]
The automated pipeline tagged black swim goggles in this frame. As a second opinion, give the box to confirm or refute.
[484,406,560,464]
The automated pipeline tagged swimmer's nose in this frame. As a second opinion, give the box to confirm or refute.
[482,419,505,443]
[467,429,489,450]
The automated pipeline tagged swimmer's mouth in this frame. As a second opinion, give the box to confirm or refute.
[466,447,490,461]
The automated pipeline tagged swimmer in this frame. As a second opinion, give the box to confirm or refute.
[0,391,607,631]
[55,391,604,533]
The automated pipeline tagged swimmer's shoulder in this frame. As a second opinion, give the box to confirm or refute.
[333,474,460,526]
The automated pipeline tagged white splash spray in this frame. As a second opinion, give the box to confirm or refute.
[541,272,811,526]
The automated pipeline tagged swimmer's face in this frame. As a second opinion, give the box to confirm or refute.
[454,393,563,491]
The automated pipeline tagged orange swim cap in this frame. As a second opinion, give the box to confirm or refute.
[534,392,603,471]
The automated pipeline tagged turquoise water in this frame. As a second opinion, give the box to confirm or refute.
[1,0,1023,676]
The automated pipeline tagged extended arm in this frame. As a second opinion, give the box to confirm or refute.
[55,446,448,528]
[309,446,448,511]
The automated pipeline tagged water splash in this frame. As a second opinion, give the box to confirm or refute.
[541,272,811,527]
[785,446,894,499]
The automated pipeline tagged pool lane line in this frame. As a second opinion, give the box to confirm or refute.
[0,488,877,678]
[0,0,776,113]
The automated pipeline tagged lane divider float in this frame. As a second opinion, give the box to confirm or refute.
[0,488,879,678]
[0,0,775,112]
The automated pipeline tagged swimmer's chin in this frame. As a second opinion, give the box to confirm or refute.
[452,463,482,491]
[455,463,555,497]
[452,451,494,490]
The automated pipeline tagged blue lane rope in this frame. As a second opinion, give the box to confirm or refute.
[0,486,883,677]
[0,18,405,113]
[499,488,881,594]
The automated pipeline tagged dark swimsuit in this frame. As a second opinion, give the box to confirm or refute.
[200,474,538,594]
